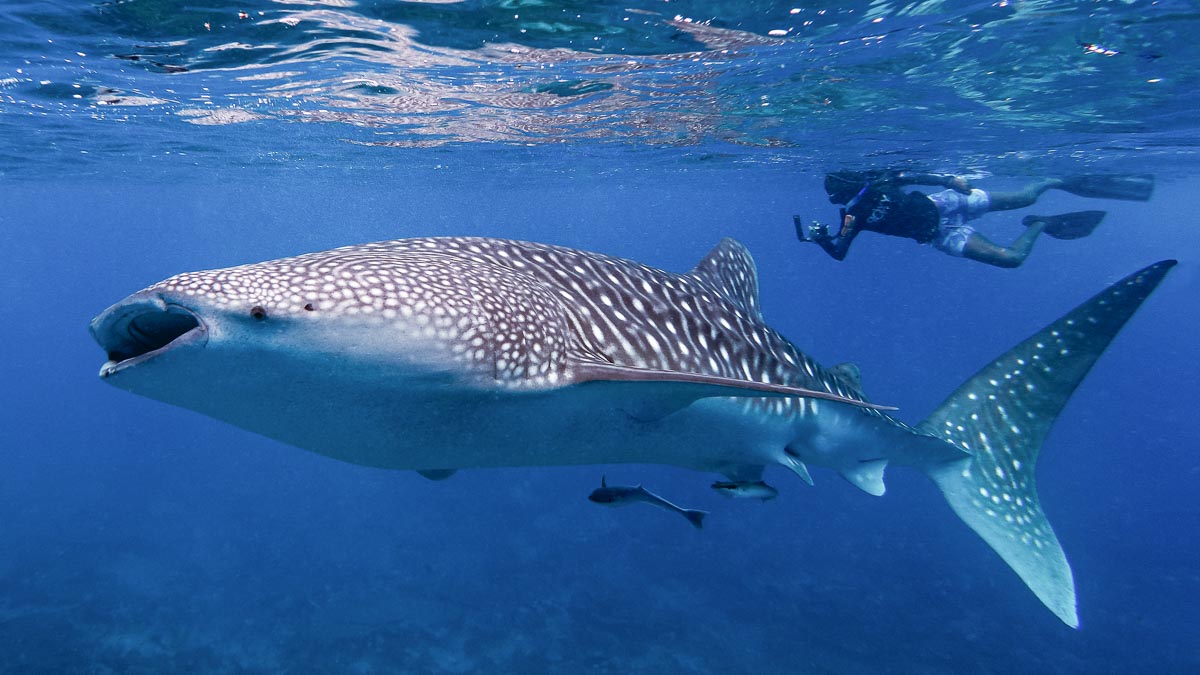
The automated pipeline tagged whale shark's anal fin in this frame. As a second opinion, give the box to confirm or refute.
[917,260,1176,628]
[841,459,888,496]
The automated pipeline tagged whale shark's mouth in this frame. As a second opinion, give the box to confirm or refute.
[90,297,206,378]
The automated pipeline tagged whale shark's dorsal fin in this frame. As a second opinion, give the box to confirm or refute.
[688,238,762,321]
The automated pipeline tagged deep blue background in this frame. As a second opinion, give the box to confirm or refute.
[1,164,1195,672]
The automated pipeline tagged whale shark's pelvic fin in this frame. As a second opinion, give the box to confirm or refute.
[917,260,1176,628]
[781,449,815,485]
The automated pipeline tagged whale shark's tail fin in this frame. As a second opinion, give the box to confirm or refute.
[916,260,1176,627]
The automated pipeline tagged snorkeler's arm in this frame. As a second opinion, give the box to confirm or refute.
[794,215,852,260]
[892,171,971,193]
[813,221,859,261]
[794,213,859,261]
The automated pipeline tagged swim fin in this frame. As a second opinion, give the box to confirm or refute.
[1022,210,1106,240]
[1059,174,1154,201]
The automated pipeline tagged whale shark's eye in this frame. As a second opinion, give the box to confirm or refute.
[250,305,267,321]
[303,303,315,312]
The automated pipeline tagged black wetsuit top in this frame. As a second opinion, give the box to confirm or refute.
[813,171,952,261]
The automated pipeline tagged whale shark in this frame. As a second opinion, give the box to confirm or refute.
[89,236,1174,627]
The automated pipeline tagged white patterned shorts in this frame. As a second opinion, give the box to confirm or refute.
[926,188,990,256]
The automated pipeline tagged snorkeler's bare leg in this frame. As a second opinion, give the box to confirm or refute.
[986,178,1063,211]
[961,221,1047,268]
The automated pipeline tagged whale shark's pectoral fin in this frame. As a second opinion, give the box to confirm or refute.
[571,360,895,422]
[417,469,457,481]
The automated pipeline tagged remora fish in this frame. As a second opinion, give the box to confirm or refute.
[589,476,707,529]
[711,480,779,501]
[89,236,1174,627]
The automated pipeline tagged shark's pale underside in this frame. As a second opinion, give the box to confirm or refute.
[90,236,1175,627]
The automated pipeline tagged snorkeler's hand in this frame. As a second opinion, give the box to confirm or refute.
[794,216,829,242]
[949,175,972,194]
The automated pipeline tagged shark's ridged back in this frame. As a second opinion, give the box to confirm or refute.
[373,237,872,415]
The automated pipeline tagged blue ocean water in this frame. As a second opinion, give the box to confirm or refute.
[2,1,1198,672]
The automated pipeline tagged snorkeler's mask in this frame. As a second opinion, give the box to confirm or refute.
[824,171,869,204]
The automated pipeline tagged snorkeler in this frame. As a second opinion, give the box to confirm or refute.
[795,170,1154,268]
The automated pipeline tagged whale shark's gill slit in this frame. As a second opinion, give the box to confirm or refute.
[116,310,200,362]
